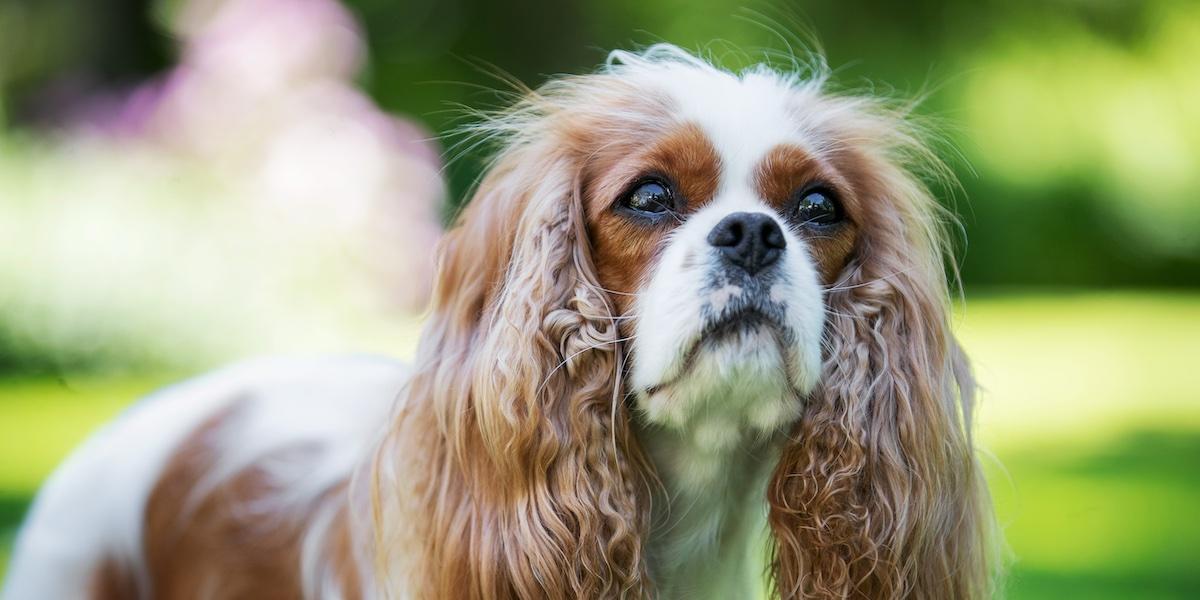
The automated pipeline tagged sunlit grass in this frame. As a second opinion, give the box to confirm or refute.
[1,292,1198,596]
[0,375,180,495]
[0,374,183,582]
[961,292,1200,599]
[961,291,1200,448]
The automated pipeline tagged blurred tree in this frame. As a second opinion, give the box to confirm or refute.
[0,0,172,126]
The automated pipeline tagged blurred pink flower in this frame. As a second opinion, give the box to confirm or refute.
[62,0,445,312]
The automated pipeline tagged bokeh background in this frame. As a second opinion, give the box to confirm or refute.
[2,0,1198,597]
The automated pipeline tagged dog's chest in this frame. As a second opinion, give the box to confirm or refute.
[639,418,781,599]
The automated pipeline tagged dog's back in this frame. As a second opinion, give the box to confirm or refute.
[3,356,407,599]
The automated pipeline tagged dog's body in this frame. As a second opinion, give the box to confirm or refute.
[6,356,768,599]
[5,45,997,599]
[5,357,404,599]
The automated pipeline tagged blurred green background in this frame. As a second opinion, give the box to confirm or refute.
[1,0,1198,597]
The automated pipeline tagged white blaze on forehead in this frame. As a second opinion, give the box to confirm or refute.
[618,57,815,196]
[671,72,800,190]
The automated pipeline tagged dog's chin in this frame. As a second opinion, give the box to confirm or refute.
[635,317,804,438]
[648,310,793,393]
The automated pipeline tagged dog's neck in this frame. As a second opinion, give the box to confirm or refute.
[636,411,782,599]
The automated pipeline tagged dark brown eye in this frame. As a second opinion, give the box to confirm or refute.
[791,188,843,226]
[620,179,673,215]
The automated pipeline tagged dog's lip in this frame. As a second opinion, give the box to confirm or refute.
[642,307,786,396]
[695,308,780,345]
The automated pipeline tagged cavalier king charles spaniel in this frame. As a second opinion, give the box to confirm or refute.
[6,44,997,599]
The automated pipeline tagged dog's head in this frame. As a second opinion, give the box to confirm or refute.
[375,45,995,599]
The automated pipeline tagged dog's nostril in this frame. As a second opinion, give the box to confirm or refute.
[709,219,743,248]
[762,221,786,250]
[707,212,785,275]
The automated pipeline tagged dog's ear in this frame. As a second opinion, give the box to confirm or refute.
[371,139,651,599]
[765,147,996,598]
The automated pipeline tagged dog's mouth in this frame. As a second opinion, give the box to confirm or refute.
[696,308,781,346]
[643,307,790,396]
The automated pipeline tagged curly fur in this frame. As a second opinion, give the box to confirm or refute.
[765,109,998,598]
[368,142,655,598]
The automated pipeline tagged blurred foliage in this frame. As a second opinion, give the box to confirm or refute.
[0,134,428,375]
[0,0,172,122]
[2,0,1198,289]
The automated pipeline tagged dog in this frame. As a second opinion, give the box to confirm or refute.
[4,44,997,599]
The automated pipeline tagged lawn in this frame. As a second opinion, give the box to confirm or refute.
[1,292,1198,597]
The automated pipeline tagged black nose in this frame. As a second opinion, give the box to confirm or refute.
[706,212,786,275]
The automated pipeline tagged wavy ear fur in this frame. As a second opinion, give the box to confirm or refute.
[766,129,996,599]
[370,139,651,599]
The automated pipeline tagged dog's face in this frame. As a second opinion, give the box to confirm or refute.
[575,61,861,444]
[386,46,991,600]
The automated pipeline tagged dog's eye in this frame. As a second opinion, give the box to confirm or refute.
[791,188,843,226]
[620,180,673,215]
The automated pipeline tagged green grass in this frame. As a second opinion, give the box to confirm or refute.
[990,432,1200,599]
[1,292,1199,596]
[0,374,182,582]
[958,292,1200,598]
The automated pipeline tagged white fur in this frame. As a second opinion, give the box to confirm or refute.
[613,46,828,597]
[631,195,825,406]
[3,356,406,600]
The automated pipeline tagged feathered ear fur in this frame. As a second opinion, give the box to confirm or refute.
[765,116,996,599]
[369,138,651,599]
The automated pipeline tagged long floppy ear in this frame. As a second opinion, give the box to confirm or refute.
[370,138,651,598]
[766,142,996,598]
